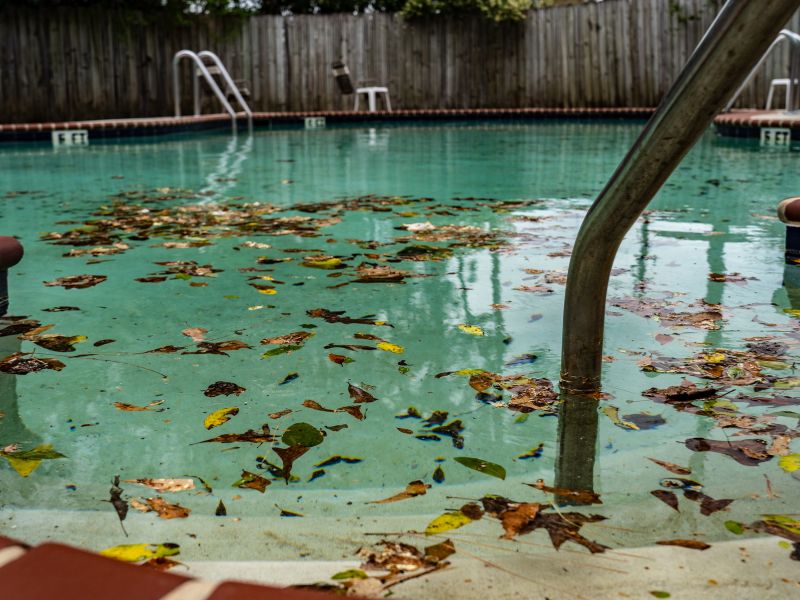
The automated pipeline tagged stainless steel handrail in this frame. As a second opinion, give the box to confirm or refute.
[172,50,239,129]
[198,50,253,127]
[560,0,800,397]
[725,28,800,111]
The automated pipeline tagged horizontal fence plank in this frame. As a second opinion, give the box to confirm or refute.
[0,1,796,122]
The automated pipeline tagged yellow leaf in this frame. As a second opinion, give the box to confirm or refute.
[458,324,484,336]
[783,309,800,317]
[204,407,239,430]
[100,543,180,563]
[704,352,727,363]
[5,456,41,477]
[455,368,487,376]
[425,511,473,535]
[377,341,404,354]
[601,406,639,430]
[256,288,278,295]
[778,454,800,473]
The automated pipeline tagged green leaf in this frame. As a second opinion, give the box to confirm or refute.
[282,422,324,447]
[649,593,670,599]
[773,377,800,390]
[331,569,368,580]
[425,511,473,535]
[724,520,744,535]
[262,345,302,359]
[454,456,506,480]
[6,444,66,461]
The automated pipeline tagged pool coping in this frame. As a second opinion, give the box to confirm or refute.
[713,108,800,137]
[0,108,656,142]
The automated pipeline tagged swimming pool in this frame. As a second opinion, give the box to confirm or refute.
[1,121,798,591]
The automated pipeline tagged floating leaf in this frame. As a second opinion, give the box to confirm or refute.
[656,539,710,551]
[0,352,65,375]
[113,400,164,412]
[368,480,430,504]
[203,381,246,397]
[315,455,362,468]
[650,490,679,512]
[277,505,304,517]
[282,422,324,447]
[527,479,602,504]
[199,425,274,444]
[204,407,239,430]
[233,470,270,493]
[123,478,195,493]
[433,465,445,483]
[328,353,354,365]
[602,405,639,430]
[454,456,506,480]
[504,353,537,367]
[2,444,66,477]
[44,274,107,289]
[138,497,191,519]
[280,372,299,385]
[261,331,314,345]
[332,569,368,580]
[500,503,541,540]
[685,438,771,466]
[262,345,302,359]
[650,592,671,599]
[647,458,691,475]
[99,543,179,563]
[779,454,800,473]
[518,443,544,460]
[181,327,207,342]
[425,512,473,535]
[376,341,404,354]
[458,324,484,336]
[725,520,745,534]
[273,445,310,483]
[348,383,377,403]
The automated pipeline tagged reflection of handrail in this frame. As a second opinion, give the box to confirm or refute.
[172,50,237,128]
[724,29,800,111]
[560,0,800,397]
[198,51,253,127]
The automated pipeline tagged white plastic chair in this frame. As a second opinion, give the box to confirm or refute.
[332,61,391,113]
[766,78,793,110]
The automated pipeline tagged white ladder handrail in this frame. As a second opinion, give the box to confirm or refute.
[172,50,243,130]
[197,50,253,124]
[724,29,800,112]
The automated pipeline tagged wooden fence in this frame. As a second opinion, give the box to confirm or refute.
[1,0,799,123]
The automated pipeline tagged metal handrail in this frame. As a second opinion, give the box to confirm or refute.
[560,0,800,397]
[724,28,800,111]
[197,51,253,126]
[172,50,238,129]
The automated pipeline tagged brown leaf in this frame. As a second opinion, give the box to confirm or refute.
[269,409,293,419]
[123,478,195,492]
[656,539,711,550]
[424,539,455,562]
[647,457,692,475]
[348,383,377,403]
[650,490,679,511]
[368,480,430,504]
[199,425,274,444]
[0,352,65,375]
[234,470,270,493]
[527,479,602,504]
[273,445,310,483]
[328,353,353,366]
[44,274,107,289]
[113,401,164,412]
[184,340,251,355]
[469,373,495,393]
[144,497,191,519]
[181,327,208,342]
[655,333,673,345]
[500,503,541,540]
[684,437,772,466]
[303,399,335,413]
[203,381,246,397]
[261,331,314,345]
[683,490,734,516]
[141,558,183,571]
[145,345,185,354]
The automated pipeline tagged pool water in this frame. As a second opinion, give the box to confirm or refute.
[0,122,799,566]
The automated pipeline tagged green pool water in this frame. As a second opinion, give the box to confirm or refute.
[0,121,799,563]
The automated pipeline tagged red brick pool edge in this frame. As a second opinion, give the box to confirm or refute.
[0,535,342,600]
[0,107,656,142]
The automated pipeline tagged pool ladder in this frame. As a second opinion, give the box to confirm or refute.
[172,50,253,131]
